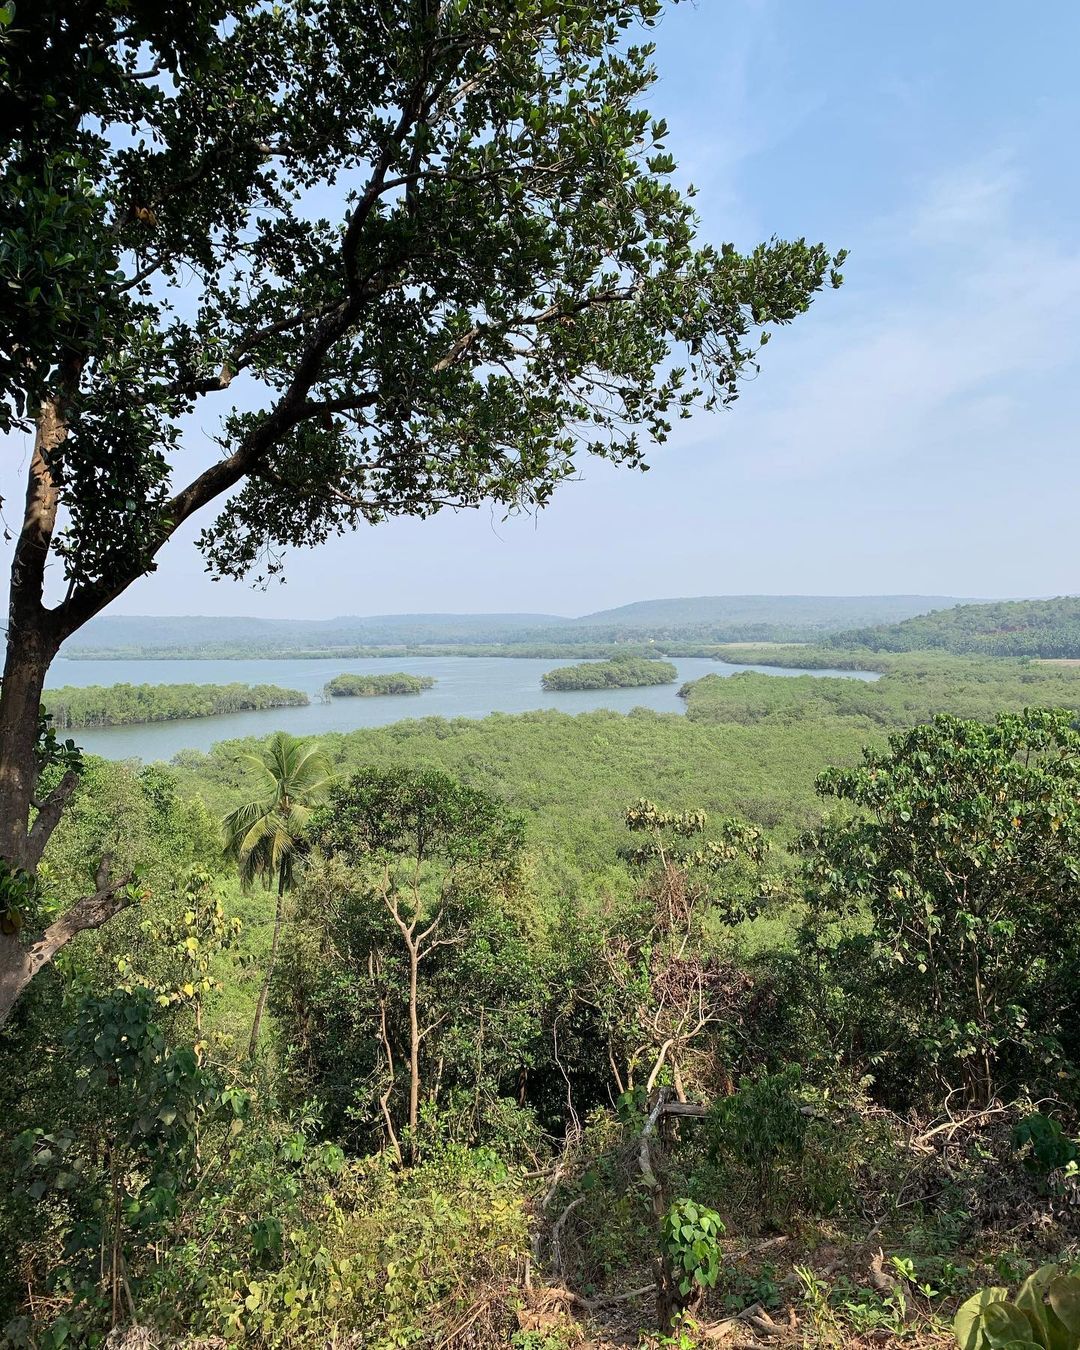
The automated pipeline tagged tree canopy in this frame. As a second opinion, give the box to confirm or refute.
[802,709,1080,1102]
[541,655,677,690]
[323,672,435,698]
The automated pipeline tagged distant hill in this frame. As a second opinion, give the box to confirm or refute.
[62,595,981,658]
[830,596,1080,658]
[554,594,976,643]
[62,612,565,656]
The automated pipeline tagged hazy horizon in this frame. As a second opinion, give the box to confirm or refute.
[72,591,1019,625]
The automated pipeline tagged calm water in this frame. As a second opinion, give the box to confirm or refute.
[46,655,879,761]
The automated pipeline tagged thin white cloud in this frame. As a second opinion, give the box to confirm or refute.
[696,150,1080,480]
[909,151,1019,243]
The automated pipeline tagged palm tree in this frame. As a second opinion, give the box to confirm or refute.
[223,732,331,1057]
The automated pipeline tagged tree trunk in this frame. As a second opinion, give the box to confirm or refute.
[248,866,288,1058]
[0,393,94,1026]
[0,627,57,870]
[0,396,68,870]
[407,941,421,1161]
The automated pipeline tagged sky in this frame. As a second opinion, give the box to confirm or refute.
[6,0,1080,618]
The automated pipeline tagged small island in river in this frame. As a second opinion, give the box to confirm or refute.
[323,672,437,698]
[540,655,678,691]
[43,682,309,730]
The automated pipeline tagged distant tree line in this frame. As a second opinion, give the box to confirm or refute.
[324,673,436,698]
[66,641,726,661]
[541,656,678,691]
[680,654,1080,728]
[830,596,1080,659]
[43,683,309,730]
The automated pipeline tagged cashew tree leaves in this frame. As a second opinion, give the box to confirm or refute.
[0,0,844,1021]
[802,709,1080,1103]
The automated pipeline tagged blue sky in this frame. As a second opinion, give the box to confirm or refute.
[8,1,1080,617]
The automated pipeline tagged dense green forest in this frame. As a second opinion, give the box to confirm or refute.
[542,656,679,691]
[831,596,1080,658]
[323,673,436,698]
[42,682,309,730]
[4,683,1080,1347]
[680,653,1080,728]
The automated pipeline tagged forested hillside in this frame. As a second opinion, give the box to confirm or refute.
[831,596,1080,657]
[556,593,974,644]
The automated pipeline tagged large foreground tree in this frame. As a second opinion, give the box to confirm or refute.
[0,0,843,1021]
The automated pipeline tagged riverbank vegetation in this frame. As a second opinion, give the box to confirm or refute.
[42,682,309,730]
[324,673,436,698]
[680,653,1080,728]
[542,655,678,691]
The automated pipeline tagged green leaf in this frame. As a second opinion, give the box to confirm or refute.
[983,1303,1036,1349]
[955,1288,1010,1350]
[1048,1279,1080,1336]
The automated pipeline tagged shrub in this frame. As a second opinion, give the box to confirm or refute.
[706,1066,808,1217]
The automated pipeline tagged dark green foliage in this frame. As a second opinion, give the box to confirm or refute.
[285,769,541,1153]
[10,990,229,1336]
[835,596,1080,659]
[312,766,525,871]
[802,709,1080,1103]
[541,656,678,691]
[706,1066,808,1215]
[1011,1112,1080,1178]
[661,1197,724,1298]
[323,672,435,697]
[0,869,247,1344]
[43,682,308,729]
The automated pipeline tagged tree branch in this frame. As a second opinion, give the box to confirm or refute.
[25,770,80,870]
[0,858,133,1027]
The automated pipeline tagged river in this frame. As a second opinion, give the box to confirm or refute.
[45,655,880,761]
